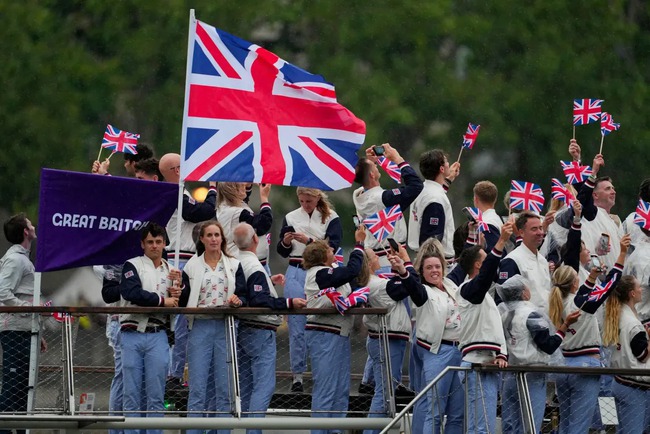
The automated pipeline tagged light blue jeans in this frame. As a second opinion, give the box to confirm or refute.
[120,330,169,434]
[284,265,307,375]
[106,319,124,434]
[556,355,601,434]
[417,343,464,434]
[306,330,350,434]
[187,318,232,434]
[611,380,650,434]
[458,360,500,434]
[238,325,277,434]
[500,371,546,434]
[409,330,426,434]
[363,337,407,434]
[169,258,189,380]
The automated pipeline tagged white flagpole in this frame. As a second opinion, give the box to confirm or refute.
[174,9,198,268]
[26,271,42,420]
[599,134,605,155]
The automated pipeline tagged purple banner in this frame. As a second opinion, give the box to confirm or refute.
[36,169,178,272]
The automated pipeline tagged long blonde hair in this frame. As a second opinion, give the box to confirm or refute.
[297,187,332,224]
[603,275,637,346]
[217,182,244,207]
[548,265,577,328]
[356,249,373,287]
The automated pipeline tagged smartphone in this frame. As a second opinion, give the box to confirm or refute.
[589,255,603,272]
[387,238,400,252]
[596,233,610,256]
[461,207,477,223]
[373,145,385,156]
[285,225,295,233]
[352,216,360,229]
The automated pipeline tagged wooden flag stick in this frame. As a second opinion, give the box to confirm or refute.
[96,146,103,163]
[599,135,604,155]
[572,125,575,140]
[457,146,464,163]
[106,151,117,161]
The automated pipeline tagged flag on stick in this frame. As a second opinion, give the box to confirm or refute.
[560,161,593,185]
[551,178,575,204]
[633,199,650,230]
[510,180,545,214]
[101,124,140,155]
[363,205,403,242]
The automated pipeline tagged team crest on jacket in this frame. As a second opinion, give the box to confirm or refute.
[124,270,134,279]
[188,197,196,205]
[429,217,439,225]
[392,188,401,195]
[499,272,508,280]
[254,284,263,292]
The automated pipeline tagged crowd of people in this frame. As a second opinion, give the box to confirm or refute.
[1,138,649,434]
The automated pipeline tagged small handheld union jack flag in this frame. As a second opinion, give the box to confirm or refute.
[587,274,618,303]
[101,124,140,155]
[377,157,401,183]
[325,289,350,315]
[334,247,344,267]
[560,161,593,185]
[363,205,403,242]
[377,272,396,280]
[551,179,575,204]
[347,286,370,307]
[633,199,650,230]
[510,180,545,214]
[600,112,621,136]
[463,207,489,233]
[462,123,481,150]
[573,99,604,126]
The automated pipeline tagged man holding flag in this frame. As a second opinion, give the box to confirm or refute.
[353,143,423,272]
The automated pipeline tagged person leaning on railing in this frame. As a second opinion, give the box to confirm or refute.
[602,274,650,434]
[302,225,365,434]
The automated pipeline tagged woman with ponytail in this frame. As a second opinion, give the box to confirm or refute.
[603,275,650,434]
[549,234,630,434]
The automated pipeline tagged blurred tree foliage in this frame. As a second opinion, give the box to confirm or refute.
[1,0,649,241]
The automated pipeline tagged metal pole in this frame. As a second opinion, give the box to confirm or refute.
[378,314,396,417]
[226,315,241,417]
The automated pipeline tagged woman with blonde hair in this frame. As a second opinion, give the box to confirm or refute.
[602,275,650,433]
[548,234,630,434]
[216,182,273,268]
[277,187,342,392]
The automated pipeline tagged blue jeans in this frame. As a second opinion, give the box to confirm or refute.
[120,330,169,434]
[556,355,601,434]
[238,325,277,434]
[187,318,232,434]
[106,319,124,434]
[458,361,500,434]
[500,372,546,434]
[363,337,406,434]
[306,330,350,434]
[169,314,189,379]
[417,343,464,434]
[612,380,650,434]
[284,266,307,375]
[409,330,426,434]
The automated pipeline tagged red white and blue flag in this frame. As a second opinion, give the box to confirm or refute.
[377,272,395,280]
[462,123,480,150]
[363,205,403,242]
[463,207,489,233]
[377,157,401,183]
[587,274,618,303]
[600,112,621,136]
[334,247,344,267]
[180,17,366,190]
[551,178,575,204]
[560,161,593,185]
[510,180,545,214]
[573,99,604,126]
[634,199,650,230]
[102,124,139,155]
[314,288,349,315]
[347,286,370,307]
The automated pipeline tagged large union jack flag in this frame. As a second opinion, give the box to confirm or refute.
[510,180,545,214]
[587,273,618,303]
[180,18,366,190]
[462,123,480,150]
[551,178,575,204]
[363,205,403,242]
[102,124,140,155]
[560,160,593,185]
[377,157,401,183]
[573,99,604,126]
[634,199,650,230]
[600,112,621,136]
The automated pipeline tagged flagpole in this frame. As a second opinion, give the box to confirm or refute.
[96,146,103,163]
[106,151,117,161]
[599,134,604,155]
[572,125,575,140]
[456,146,464,163]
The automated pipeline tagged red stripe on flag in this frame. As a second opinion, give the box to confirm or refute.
[195,22,241,80]
[185,131,254,180]
[300,136,355,183]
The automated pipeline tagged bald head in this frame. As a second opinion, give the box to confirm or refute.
[159,153,181,183]
[233,223,257,252]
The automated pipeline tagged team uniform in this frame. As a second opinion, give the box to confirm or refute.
[497,243,551,310]
[179,253,247,434]
[237,250,297,434]
[277,207,342,383]
[304,245,363,434]
[119,256,174,434]
[623,236,650,328]
[352,161,422,269]
[458,247,508,434]
[408,179,455,258]
[217,200,273,267]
